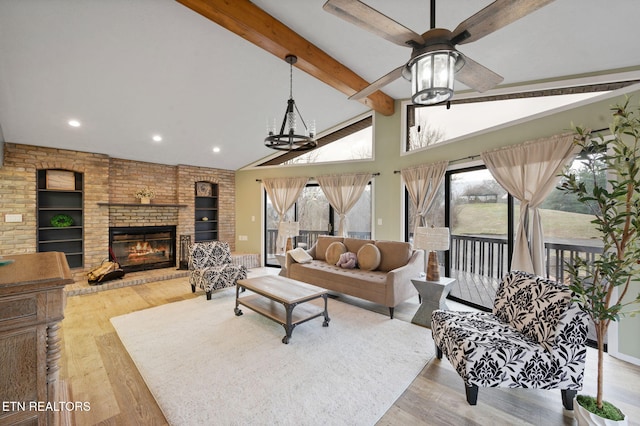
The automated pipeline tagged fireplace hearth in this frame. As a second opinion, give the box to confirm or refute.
[109,226,176,272]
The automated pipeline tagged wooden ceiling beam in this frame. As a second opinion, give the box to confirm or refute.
[176,0,395,116]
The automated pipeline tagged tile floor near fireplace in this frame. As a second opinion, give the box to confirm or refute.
[65,253,261,296]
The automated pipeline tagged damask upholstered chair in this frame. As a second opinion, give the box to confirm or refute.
[188,241,247,299]
[431,270,589,410]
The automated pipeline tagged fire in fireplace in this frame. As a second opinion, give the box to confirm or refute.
[109,226,176,272]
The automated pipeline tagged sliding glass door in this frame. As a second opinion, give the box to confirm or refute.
[445,166,512,309]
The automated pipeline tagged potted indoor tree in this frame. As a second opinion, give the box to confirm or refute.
[559,97,640,425]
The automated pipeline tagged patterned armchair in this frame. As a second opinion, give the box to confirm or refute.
[188,241,247,300]
[431,270,588,410]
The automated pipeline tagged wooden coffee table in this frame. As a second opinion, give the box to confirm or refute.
[234,275,330,344]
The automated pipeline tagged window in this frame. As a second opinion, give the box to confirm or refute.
[258,116,372,166]
[265,183,372,267]
[404,92,607,152]
[286,126,372,164]
[539,151,605,281]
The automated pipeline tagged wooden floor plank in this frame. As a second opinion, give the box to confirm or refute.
[96,332,167,424]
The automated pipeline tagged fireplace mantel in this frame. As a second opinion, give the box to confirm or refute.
[98,202,187,207]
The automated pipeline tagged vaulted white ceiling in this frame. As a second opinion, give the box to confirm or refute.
[1,0,639,170]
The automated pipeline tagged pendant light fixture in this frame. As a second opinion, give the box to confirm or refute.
[406,30,464,105]
[406,0,463,106]
[265,55,317,151]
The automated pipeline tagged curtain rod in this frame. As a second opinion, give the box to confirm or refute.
[256,172,380,182]
[393,155,481,174]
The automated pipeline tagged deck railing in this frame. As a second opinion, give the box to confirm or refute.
[450,234,603,282]
[265,229,371,258]
[544,240,603,283]
[451,235,508,280]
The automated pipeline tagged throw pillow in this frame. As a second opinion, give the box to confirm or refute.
[375,240,411,272]
[288,247,313,264]
[493,271,571,351]
[325,241,347,265]
[315,236,344,261]
[336,251,358,269]
[357,243,381,271]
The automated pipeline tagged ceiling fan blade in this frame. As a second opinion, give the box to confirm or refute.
[455,55,503,93]
[323,0,424,48]
[451,0,555,45]
[349,65,405,100]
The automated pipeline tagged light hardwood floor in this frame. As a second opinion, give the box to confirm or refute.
[60,273,640,425]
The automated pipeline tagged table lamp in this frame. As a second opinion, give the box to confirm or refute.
[278,221,300,253]
[414,226,450,281]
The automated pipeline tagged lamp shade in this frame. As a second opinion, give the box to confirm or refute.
[414,227,450,252]
[278,221,299,253]
[278,221,299,239]
[414,226,450,281]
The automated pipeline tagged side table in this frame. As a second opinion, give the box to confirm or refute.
[275,254,287,276]
[410,277,456,328]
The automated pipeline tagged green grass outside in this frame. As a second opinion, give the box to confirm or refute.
[453,203,600,241]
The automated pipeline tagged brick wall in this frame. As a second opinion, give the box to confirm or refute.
[176,165,236,245]
[109,158,179,204]
[0,143,236,280]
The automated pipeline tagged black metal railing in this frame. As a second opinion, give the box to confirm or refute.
[544,240,603,283]
[451,235,508,280]
[450,234,603,282]
[265,229,371,260]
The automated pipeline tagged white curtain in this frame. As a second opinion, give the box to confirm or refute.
[401,161,448,237]
[317,173,373,237]
[481,133,579,275]
[263,176,309,253]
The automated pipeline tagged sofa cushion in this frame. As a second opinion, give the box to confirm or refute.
[288,247,313,263]
[493,271,571,352]
[315,236,344,261]
[357,243,381,271]
[288,260,388,304]
[326,241,347,265]
[344,238,374,255]
[375,240,412,272]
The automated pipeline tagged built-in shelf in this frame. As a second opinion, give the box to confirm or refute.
[97,203,188,207]
[37,169,84,268]
[194,182,218,242]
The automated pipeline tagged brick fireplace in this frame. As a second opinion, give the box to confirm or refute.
[0,143,237,281]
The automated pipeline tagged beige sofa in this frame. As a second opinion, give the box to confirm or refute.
[285,236,424,318]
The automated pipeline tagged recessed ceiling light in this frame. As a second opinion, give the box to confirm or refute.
[212,147,221,153]
[152,135,162,142]
[68,119,81,127]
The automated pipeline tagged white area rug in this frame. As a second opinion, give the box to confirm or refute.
[111,288,432,425]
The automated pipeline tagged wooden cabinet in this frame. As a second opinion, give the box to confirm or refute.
[194,182,218,242]
[0,252,73,425]
[37,170,83,268]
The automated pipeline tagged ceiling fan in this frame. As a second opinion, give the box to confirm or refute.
[323,0,555,105]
